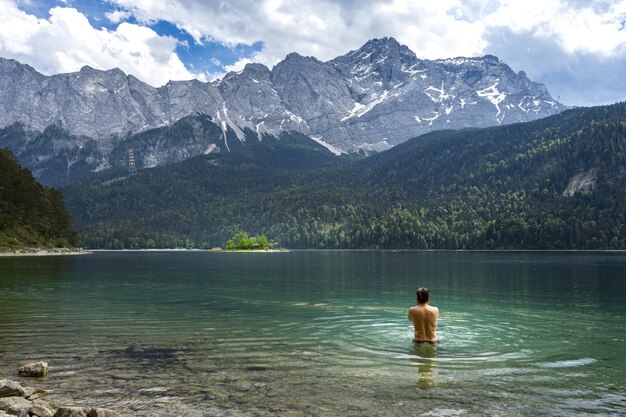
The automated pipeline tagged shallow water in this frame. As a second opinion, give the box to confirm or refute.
[0,251,624,416]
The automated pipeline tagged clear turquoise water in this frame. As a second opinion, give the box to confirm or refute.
[0,251,624,416]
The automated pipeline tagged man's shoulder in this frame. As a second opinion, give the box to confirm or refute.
[408,306,421,317]
[427,305,439,313]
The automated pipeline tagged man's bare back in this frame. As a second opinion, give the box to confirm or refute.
[408,288,439,342]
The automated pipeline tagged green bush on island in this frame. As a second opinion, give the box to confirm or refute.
[226,232,270,250]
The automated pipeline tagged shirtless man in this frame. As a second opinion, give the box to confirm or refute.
[408,287,439,342]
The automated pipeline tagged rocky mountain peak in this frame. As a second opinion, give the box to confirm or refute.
[79,65,96,73]
[0,37,568,175]
[283,51,315,62]
[359,36,404,52]
[76,65,127,81]
[243,62,271,74]
[330,37,420,90]
[222,63,271,83]
[0,57,46,82]
[334,36,416,66]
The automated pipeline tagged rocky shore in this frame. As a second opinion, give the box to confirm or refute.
[0,248,91,257]
[0,363,155,417]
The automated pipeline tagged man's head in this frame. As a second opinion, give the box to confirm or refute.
[416,287,430,304]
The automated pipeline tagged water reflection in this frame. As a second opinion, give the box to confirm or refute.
[410,341,438,390]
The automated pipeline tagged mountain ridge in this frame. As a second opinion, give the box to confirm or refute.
[0,37,565,158]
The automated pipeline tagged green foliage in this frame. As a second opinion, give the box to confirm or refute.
[60,102,626,250]
[225,232,271,250]
[0,149,79,250]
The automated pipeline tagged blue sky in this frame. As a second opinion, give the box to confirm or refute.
[1,0,626,106]
[11,0,265,78]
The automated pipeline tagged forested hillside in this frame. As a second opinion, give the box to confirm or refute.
[62,102,626,250]
[0,149,78,250]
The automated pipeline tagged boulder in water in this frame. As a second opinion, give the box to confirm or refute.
[53,407,91,417]
[18,362,48,378]
[87,409,123,417]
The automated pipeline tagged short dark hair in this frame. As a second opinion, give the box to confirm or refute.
[416,287,430,304]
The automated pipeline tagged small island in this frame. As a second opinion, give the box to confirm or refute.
[223,231,281,251]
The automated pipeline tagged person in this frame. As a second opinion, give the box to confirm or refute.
[408,287,439,342]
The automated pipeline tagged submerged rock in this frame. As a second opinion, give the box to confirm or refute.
[87,409,122,417]
[54,408,121,417]
[18,362,49,378]
[53,407,90,417]
[0,380,24,398]
[0,396,32,417]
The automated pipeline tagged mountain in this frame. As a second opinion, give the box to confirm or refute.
[0,37,565,178]
[62,102,626,250]
[0,113,346,186]
[326,38,564,151]
[0,149,78,250]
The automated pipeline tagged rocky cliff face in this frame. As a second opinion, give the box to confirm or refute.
[0,37,566,176]
[324,38,564,151]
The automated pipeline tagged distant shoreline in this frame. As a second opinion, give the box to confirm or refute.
[89,248,289,253]
[286,248,626,253]
[221,249,289,253]
[0,248,92,257]
[4,248,620,256]
[73,248,625,254]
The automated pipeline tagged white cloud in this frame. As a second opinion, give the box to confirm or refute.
[109,0,490,65]
[223,56,256,73]
[484,0,626,57]
[482,0,626,105]
[105,9,132,23]
[0,0,204,86]
[107,0,625,61]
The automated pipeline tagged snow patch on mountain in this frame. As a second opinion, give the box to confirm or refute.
[309,136,345,156]
[425,82,454,103]
[342,90,390,121]
[476,81,507,122]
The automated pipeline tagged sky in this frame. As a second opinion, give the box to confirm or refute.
[1,0,625,106]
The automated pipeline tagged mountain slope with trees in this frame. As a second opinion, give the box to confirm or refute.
[61,102,626,250]
[0,149,78,250]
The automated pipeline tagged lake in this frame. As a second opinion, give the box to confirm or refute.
[0,251,624,416]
